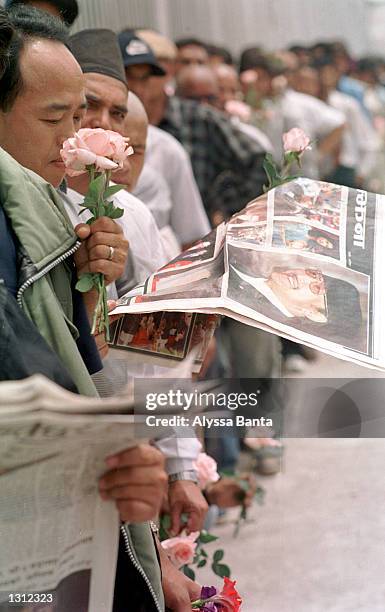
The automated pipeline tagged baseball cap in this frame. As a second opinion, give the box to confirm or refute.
[118,30,166,76]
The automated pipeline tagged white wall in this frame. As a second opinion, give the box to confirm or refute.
[71,0,371,58]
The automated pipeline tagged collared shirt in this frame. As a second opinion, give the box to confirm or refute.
[159,96,267,217]
[61,187,167,298]
[145,125,211,245]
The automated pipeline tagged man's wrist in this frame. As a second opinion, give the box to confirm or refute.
[168,470,198,484]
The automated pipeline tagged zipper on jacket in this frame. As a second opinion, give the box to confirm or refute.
[120,524,162,612]
[17,241,81,307]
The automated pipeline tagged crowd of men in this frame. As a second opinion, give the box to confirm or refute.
[1,0,384,610]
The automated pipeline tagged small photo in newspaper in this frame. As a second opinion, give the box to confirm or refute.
[110,312,218,365]
[273,179,342,232]
[272,221,340,260]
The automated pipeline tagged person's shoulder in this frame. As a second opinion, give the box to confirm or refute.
[148,124,189,159]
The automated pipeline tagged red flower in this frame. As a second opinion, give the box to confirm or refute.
[215,578,242,611]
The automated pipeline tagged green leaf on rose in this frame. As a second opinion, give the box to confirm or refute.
[213,549,224,563]
[197,559,207,568]
[105,184,125,198]
[213,563,231,578]
[110,207,124,219]
[199,531,218,544]
[182,566,195,580]
[76,273,95,293]
[88,173,106,200]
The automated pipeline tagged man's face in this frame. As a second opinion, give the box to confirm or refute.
[176,45,209,71]
[268,268,327,321]
[182,77,219,105]
[125,64,153,107]
[114,110,147,192]
[216,69,240,109]
[82,72,128,132]
[0,39,86,187]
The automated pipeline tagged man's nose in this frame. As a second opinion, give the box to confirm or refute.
[87,109,112,131]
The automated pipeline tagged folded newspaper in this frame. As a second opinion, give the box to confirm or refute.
[111,178,382,370]
[0,375,142,612]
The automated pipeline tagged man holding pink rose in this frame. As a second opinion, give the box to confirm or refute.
[0,7,171,611]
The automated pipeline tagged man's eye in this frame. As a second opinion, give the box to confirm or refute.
[44,119,60,124]
[112,111,125,120]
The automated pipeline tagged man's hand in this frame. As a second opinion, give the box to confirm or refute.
[205,474,257,509]
[157,538,201,612]
[74,217,129,285]
[99,444,167,523]
[169,481,208,536]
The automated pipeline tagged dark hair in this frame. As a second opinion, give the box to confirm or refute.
[0,5,68,111]
[175,37,207,50]
[239,49,283,77]
[0,8,14,78]
[5,0,78,26]
[205,43,233,65]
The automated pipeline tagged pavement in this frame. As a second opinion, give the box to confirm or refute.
[198,352,385,611]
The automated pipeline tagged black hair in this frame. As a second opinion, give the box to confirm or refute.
[239,49,284,77]
[205,43,233,65]
[5,0,78,26]
[0,8,14,78]
[0,5,68,111]
[175,37,207,50]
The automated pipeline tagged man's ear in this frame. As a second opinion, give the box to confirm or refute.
[305,310,327,323]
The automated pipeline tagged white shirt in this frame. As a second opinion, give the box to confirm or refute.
[230,116,273,153]
[62,186,167,297]
[264,89,345,179]
[328,90,380,177]
[146,125,211,245]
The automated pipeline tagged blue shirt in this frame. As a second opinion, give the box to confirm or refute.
[0,205,18,297]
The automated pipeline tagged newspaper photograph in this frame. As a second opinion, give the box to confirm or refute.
[112,178,384,370]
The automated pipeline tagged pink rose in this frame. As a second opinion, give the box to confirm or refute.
[60,128,133,177]
[161,531,200,569]
[193,452,220,490]
[282,127,311,153]
[225,100,251,123]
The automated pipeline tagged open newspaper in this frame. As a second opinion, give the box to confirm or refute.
[112,178,383,370]
[0,375,142,612]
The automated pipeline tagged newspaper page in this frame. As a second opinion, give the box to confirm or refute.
[0,376,143,612]
[112,178,385,370]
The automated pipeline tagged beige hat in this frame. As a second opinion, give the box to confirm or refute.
[136,29,177,61]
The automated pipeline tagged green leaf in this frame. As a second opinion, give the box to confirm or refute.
[76,273,95,293]
[199,531,218,544]
[212,563,231,578]
[86,216,96,225]
[197,559,207,568]
[182,566,195,580]
[98,204,106,217]
[110,207,124,219]
[105,184,125,198]
[88,174,106,201]
[213,549,224,563]
[160,514,171,530]
[200,549,208,558]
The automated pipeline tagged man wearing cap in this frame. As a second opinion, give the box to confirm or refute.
[118,31,268,225]
[66,27,206,611]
